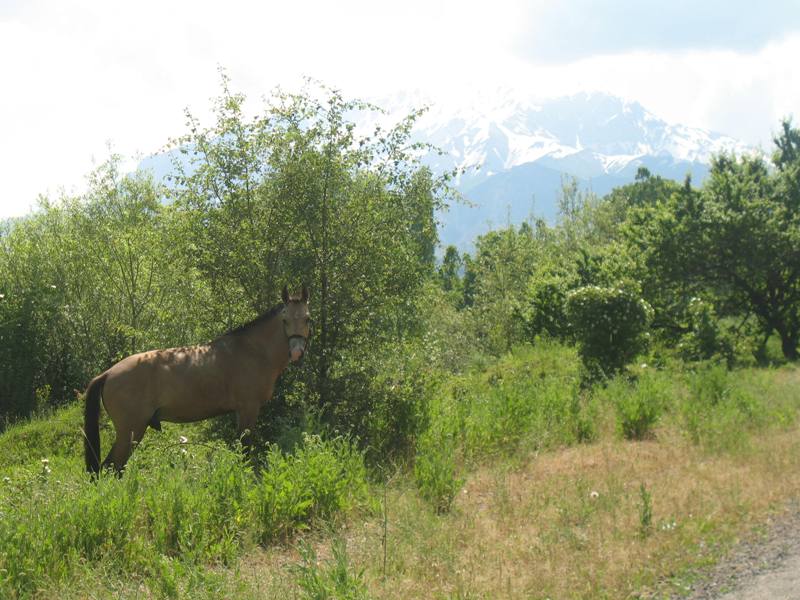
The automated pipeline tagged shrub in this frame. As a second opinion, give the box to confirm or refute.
[520,269,576,341]
[565,286,653,381]
[414,425,463,514]
[605,371,667,440]
[323,343,434,468]
[681,364,762,452]
[252,434,369,544]
[677,298,734,364]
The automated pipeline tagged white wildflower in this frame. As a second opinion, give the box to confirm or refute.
[660,519,677,531]
[40,458,49,466]
[179,435,188,444]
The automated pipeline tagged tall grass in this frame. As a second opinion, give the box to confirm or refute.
[412,342,800,512]
[680,363,799,452]
[0,433,370,598]
[414,342,593,510]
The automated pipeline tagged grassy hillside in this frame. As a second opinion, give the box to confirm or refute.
[1,344,800,598]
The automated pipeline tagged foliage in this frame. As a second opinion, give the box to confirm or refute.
[0,160,211,423]
[170,77,452,425]
[252,434,369,544]
[520,266,577,341]
[603,371,666,440]
[679,364,772,453]
[461,223,543,354]
[565,286,654,380]
[292,537,370,600]
[413,421,463,514]
[624,122,800,360]
[0,433,370,598]
[676,298,734,364]
[0,79,455,456]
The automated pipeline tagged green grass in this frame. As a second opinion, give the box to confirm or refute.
[1,341,799,598]
[0,432,370,598]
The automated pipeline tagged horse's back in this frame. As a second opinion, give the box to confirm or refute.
[102,344,235,424]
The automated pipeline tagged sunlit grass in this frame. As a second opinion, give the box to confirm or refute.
[1,343,799,598]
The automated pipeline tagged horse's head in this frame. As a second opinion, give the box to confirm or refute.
[281,284,310,362]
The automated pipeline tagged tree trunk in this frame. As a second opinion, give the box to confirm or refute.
[780,331,799,361]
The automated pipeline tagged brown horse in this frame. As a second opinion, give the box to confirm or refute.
[83,285,310,474]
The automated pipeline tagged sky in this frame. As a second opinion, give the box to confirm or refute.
[1,0,799,218]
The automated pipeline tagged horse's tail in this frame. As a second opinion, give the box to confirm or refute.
[84,373,107,474]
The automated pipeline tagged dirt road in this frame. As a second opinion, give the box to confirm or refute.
[680,502,800,599]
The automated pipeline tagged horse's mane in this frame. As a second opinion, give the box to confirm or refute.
[222,303,284,338]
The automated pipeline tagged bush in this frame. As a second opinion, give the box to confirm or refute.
[565,286,653,381]
[323,343,435,468]
[604,371,667,440]
[681,365,762,452]
[677,298,734,364]
[520,269,576,341]
[414,425,463,514]
[251,434,369,544]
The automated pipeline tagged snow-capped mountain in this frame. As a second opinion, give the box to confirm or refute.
[380,91,750,249]
[384,90,748,185]
[139,90,751,251]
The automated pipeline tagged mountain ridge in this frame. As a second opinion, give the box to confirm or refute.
[139,91,751,250]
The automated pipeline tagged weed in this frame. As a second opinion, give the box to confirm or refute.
[292,537,370,600]
[610,372,666,440]
[639,483,653,538]
[413,428,463,514]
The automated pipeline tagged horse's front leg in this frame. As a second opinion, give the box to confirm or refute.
[235,403,261,456]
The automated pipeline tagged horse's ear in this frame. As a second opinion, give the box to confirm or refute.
[282,285,289,304]
[301,284,309,303]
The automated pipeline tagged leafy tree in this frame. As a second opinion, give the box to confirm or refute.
[0,157,208,422]
[168,77,452,442]
[462,223,542,354]
[626,122,800,360]
[437,245,463,297]
[520,266,578,341]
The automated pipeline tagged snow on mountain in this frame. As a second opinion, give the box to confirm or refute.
[139,89,752,251]
[393,90,749,187]
[370,90,751,249]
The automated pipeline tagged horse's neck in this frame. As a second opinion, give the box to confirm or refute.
[238,317,289,376]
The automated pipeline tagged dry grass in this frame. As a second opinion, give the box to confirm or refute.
[234,420,800,599]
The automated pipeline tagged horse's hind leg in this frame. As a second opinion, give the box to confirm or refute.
[102,421,148,475]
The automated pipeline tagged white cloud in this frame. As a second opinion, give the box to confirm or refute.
[0,1,797,218]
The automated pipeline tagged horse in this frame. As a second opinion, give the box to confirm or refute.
[83,285,310,474]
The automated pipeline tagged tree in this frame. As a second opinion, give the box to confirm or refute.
[169,77,453,430]
[462,223,542,354]
[0,157,209,422]
[625,120,800,360]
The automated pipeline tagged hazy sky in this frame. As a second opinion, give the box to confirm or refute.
[1,0,799,218]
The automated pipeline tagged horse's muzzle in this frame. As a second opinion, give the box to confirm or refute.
[288,335,306,362]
